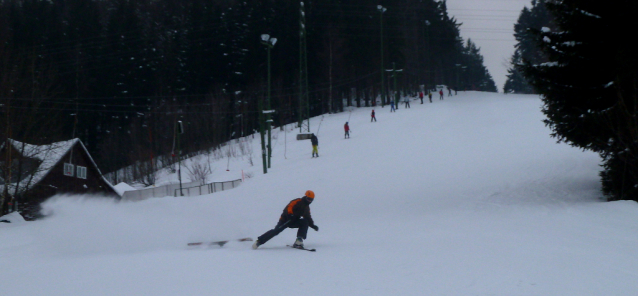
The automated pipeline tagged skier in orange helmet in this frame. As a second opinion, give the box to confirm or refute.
[253,190,319,249]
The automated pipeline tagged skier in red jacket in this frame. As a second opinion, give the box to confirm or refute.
[344,122,350,138]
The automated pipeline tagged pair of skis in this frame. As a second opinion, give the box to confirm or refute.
[187,237,316,252]
[286,245,316,252]
[187,237,253,247]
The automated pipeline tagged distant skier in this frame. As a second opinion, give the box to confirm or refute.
[390,101,396,112]
[253,190,319,250]
[310,133,319,158]
[439,89,444,100]
[371,109,377,122]
[448,87,453,97]
[428,91,433,103]
[419,91,424,104]
[404,97,411,108]
[344,122,350,138]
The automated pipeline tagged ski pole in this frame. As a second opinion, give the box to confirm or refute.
[316,115,324,136]
[274,219,293,231]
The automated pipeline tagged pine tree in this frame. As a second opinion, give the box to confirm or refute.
[504,0,552,93]
[461,39,497,92]
[504,51,534,94]
[520,0,638,201]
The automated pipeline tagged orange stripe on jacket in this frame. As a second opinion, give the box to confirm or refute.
[286,199,300,215]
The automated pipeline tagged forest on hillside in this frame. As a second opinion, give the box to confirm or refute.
[0,0,496,184]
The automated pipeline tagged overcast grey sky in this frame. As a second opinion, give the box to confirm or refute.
[446,0,530,91]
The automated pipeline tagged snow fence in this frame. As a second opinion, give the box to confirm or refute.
[121,179,241,200]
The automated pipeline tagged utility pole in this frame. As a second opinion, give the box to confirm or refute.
[298,1,310,133]
[455,64,466,92]
[176,121,184,195]
[378,5,387,107]
[456,64,460,92]
[258,91,267,174]
[261,34,277,169]
[386,62,404,108]
[425,20,430,91]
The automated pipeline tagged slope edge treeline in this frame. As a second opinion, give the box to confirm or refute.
[0,0,496,187]
[514,0,638,201]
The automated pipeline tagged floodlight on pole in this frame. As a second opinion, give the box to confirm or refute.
[261,33,277,170]
[425,20,431,90]
[455,64,467,91]
[378,5,387,106]
[298,1,310,133]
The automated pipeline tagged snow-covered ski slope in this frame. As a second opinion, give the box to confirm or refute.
[3,91,638,295]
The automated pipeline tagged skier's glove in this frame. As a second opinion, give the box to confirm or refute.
[311,225,319,231]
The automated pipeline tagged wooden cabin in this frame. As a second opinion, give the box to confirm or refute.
[0,138,118,220]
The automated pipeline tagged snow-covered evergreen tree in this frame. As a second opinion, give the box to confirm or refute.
[503,51,534,94]
[462,39,497,92]
[504,0,552,93]
[520,0,638,201]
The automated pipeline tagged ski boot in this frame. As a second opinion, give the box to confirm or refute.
[292,237,304,248]
[252,239,261,250]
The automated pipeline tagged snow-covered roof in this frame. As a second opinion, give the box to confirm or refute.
[113,182,136,196]
[1,138,115,195]
[0,211,26,224]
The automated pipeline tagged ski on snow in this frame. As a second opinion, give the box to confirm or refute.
[286,245,316,252]
[188,237,253,247]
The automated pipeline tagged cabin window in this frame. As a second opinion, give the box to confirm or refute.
[77,166,87,179]
[63,163,74,177]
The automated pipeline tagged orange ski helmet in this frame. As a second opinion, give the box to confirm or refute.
[305,190,315,199]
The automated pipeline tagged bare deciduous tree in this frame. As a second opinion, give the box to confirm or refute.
[1,42,64,216]
[186,162,213,184]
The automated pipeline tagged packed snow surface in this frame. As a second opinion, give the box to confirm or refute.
[2,92,638,295]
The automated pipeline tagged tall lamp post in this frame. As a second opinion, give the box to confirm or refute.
[387,62,403,108]
[455,64,466,92]
[378,5,387,106]
[261,34,277,169]
[175,120,184,195]
[424,20,430,91]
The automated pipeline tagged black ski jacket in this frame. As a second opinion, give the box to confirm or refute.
[279,197,315,227]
